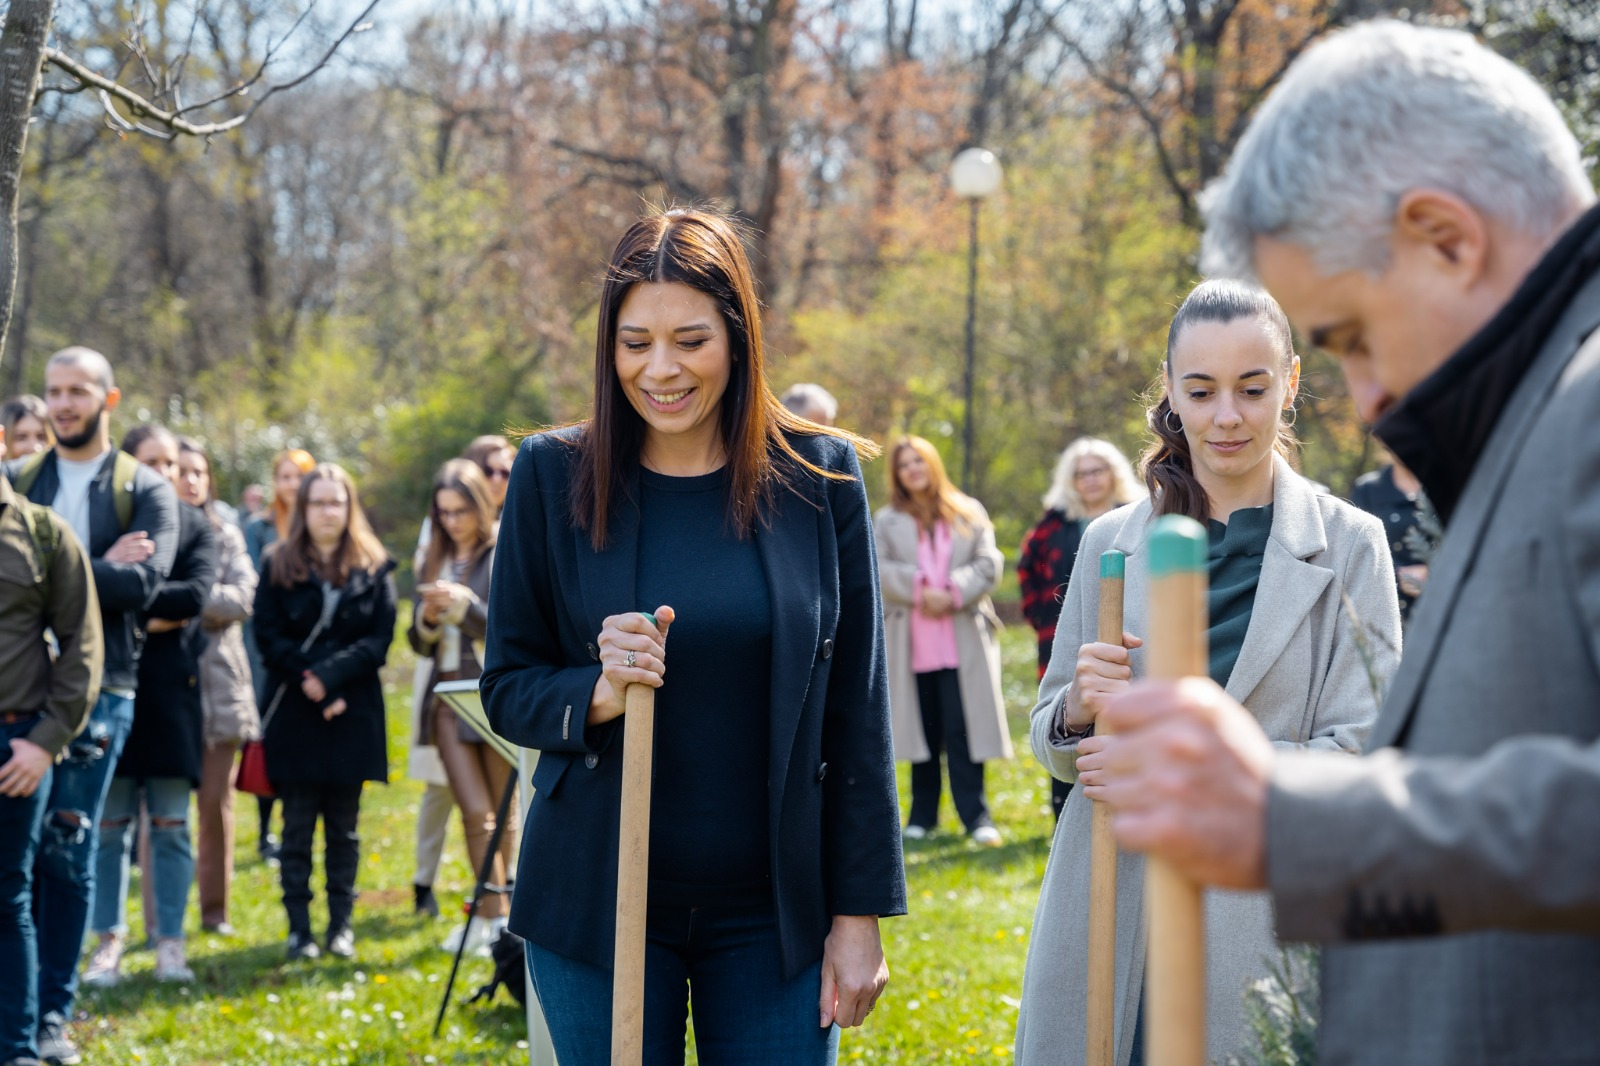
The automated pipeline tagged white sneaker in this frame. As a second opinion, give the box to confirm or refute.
[441,916,491,956]
[82,933,124,988]
[971,825,1003,847]
[154,937,195,983]
[474,916,508,959]
[902,825,928,840]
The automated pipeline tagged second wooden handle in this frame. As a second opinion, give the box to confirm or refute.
[1086,550,1125,1066]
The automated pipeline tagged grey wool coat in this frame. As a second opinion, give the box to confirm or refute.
[1265,240,1600,1064]
[874,502,1013,764]
[1015,457,1401,1066]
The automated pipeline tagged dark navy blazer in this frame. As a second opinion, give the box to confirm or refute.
[481,427,907,978]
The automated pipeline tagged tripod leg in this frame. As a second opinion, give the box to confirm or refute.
[433,770,520,1037]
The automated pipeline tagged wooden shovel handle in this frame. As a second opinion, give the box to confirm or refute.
[612,613,660,1066]
[1144,518,1208,1066]
[1086,551,1125,1066]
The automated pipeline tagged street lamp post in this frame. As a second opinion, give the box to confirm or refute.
[949,147,1002,493]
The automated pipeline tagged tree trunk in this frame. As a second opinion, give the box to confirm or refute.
[0,0,55,366]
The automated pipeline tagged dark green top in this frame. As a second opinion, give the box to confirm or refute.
[1205,504,1273,688]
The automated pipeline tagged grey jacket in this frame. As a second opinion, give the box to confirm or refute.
[1266,261,1600,1063]
[1016,459,1400,1066]
[198,516,259,745]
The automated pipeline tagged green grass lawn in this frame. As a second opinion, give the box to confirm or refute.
[72,623,1058,1064]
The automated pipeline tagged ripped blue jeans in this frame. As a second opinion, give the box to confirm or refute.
[32,692,134,1021]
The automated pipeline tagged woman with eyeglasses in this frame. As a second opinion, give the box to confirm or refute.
[407,435,514,920]
[408,459,510,956]
[1017,438,1143,818]
[255,464,396,961]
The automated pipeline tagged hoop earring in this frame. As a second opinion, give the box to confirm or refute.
[1163,407,1183,434]
[1282,404,1298,429]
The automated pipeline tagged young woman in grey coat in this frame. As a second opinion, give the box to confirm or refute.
[1014,281,1402,1066]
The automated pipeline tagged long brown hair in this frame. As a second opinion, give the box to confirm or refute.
[419,459,497,584]
[568,208,878,549]
[1141,280,1299,522]
[270,448,317,540]
[887,436,981,534]
[269,463,388,588]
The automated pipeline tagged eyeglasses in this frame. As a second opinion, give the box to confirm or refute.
[1074,466,1111,480]
[437,507,475,522]
[486,468,511,481]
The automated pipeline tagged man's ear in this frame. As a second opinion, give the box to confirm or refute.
[103,386,122,412]
[1392,188,1490,285]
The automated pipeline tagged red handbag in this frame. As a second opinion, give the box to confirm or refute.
[238,613,332,799]
[236,739,273,797]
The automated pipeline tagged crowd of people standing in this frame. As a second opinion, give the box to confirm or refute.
[3,19,1598,1066]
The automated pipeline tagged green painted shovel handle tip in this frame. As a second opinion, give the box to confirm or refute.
[640,611,658,627]
[1147,514,1208,576]
[1099,550,1126,580]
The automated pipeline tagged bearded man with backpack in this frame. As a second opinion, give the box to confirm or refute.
[4,347,177,1066]
[0,414,102,1066]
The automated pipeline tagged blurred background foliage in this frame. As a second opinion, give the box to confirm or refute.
[8,0,1596,565]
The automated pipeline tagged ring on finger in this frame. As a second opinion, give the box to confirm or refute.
[625,650,636,668]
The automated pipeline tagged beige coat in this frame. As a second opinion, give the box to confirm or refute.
[198,517,260,746]
[1014,457,1401,1066]
[874,502,1013,764]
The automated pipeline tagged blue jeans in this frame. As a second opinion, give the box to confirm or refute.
[0,718,51,1061]
[33,692,134,1020]
[525,902,838,1066]
[93,777,193,940]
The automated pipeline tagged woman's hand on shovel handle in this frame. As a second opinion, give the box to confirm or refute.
[588,606,675,725]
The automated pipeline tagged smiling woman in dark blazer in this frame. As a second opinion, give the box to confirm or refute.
[481,208,906,1066]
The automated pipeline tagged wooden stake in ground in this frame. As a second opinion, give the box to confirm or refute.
[612,612,659,1066]
[1086,549,1126,1066]
[1143,516,1208,1066]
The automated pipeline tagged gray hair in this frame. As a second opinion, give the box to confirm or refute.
[1042,437,1143,518]
[46,346,116,393]
[779,382,838,425]
[1200,20,1596,281]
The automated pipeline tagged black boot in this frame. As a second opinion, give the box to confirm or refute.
[413,882,439,917]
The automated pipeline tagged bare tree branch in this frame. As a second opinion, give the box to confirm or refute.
[43,0,380,141]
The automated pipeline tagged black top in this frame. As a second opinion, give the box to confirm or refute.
[1206,504,1273,689]
[121,503,217,784]
[1351,465,1425,623]
[637,466,774,907]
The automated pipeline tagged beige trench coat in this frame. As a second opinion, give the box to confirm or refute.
[198,517,260,746]
[874,502,1013,765]
[1014,457,1401,1066]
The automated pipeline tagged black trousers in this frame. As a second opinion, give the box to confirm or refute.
[277,781,363,936]
[1038,637,1074,820]
[907,669,992,833]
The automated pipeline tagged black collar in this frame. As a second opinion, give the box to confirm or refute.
[1376,201,1600,524]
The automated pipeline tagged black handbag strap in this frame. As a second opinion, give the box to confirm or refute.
[258,613,333,734]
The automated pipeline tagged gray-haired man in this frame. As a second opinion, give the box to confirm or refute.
[1078,20,1600,1064]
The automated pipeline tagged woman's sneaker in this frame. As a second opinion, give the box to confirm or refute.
[971,825,1003,847]
[441,916,491,957]
[154,938,194,983]
[81,933,124,989]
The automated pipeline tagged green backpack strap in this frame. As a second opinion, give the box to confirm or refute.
[14,447,136,533]
[25,500,59,594]
[11,449,48,498]
[111,449,138,532]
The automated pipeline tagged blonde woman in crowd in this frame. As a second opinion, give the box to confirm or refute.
[1017,438,1143,818]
